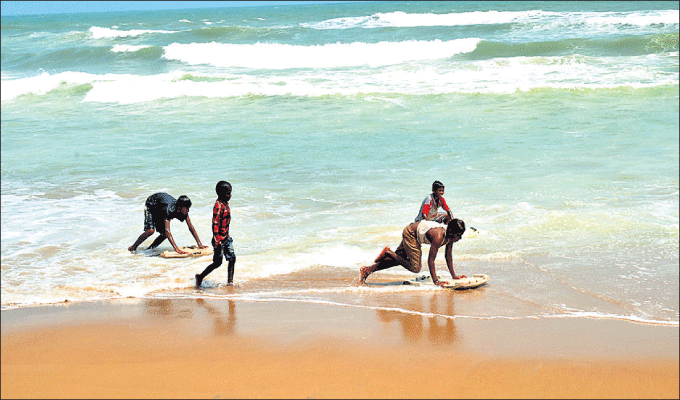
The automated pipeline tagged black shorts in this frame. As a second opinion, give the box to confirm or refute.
[143,206,165,233]
[214,237,235,261]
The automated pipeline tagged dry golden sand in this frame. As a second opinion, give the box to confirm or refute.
[2,298,678,399]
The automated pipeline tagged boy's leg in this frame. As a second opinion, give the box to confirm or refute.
[374,246,390,263]
[371,241,407,267]
[196,245,224,287]
[147,214,168,249]
[129,208,156,252]
[227,259,235,285]
[359,265,373,284]
[128,229,154,252]
[128,205,155,252]
[360,244,401,283]
[147,234,167,249]
[397,224,421,273]
[224,238,236,285]
[374,247,404,272]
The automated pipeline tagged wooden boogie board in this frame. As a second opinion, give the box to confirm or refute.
[403,274,490,290]
[160,246,213,259]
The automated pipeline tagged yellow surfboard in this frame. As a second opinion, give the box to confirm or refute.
[403,274,489,290]
[160,246,213,259]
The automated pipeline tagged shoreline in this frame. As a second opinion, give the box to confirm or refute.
[2,298,678,398]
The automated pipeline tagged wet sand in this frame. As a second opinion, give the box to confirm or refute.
[2,297,678,399]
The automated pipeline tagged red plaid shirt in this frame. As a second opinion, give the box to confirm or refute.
[212,199,231,247]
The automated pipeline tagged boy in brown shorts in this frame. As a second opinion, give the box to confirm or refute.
[360,219,466,286]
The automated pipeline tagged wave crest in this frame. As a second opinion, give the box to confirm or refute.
[89,26,178,39]
[162,38,481,69]
[302,9,679,30]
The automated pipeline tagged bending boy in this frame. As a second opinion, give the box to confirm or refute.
[128,192,205,254]
[360,219,466,286]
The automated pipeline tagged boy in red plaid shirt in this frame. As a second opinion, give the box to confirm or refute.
[196,181,235,288]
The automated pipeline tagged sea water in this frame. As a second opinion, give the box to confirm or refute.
[1,1,678,325]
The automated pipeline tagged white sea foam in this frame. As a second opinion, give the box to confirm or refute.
[29,31,57,38]
[553,311,679,326]
[303,10,545,29]
[303,10,679,30]
[3,31,677,104]
[110,44,152,52]
[83,56,677,103]
[4,49,675,104]
[576,10,680,27]
[88,26,177,39]
[162,38,481,69]
[0,71,95,101]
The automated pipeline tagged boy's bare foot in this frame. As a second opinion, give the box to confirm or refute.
[374,246,390,263]
[128,246,136,252]
[195,274,203,288]
[360,266,372,284]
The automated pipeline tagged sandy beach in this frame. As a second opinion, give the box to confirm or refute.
[2,295,677,399]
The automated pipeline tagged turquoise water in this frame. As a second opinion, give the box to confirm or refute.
[1,2,678,324]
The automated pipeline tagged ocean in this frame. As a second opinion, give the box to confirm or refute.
[1,1,678,326]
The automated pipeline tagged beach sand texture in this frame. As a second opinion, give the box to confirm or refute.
[2,291,678,399]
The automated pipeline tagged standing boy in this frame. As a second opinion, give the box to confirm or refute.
[196,181,236,288]
[415,180,454,223]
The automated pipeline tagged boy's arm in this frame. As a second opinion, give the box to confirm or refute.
[164,219,187,254]
[185,215,206,248]
[427,241,443,286]
[426,229,447,286]
[421,197,432,220]
[212,204,220,246]
[444,240,458,279]
[440,197,454,220]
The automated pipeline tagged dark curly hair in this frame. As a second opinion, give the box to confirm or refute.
[216,181,232,197]
[446,218,465,238]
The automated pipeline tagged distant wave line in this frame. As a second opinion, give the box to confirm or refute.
[89,26,180,39]
[91,34,678,60]
[302,10,680,29]
[74,10,680,41]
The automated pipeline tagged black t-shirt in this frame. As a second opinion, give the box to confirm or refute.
[145,193,186,225]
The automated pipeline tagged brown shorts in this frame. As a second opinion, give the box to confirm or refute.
[395,223,422,273]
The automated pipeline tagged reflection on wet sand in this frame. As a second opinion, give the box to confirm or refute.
[377,292,457,345]
[144,297,238,336]
[195,298,237,336]
[144,298,193,319]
